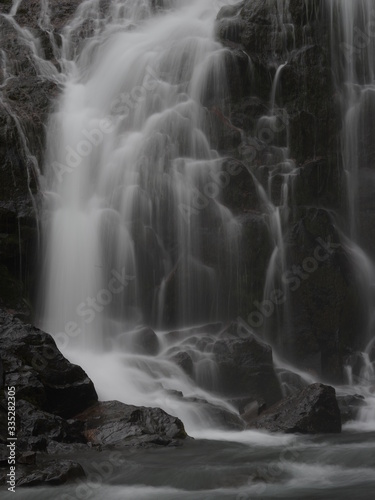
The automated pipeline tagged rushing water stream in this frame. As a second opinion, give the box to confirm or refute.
[14,0,375,498]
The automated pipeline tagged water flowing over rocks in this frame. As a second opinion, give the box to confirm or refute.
[0,309,188,486]
[216,0,367,383]
[337,394,366,424]
[15,460,86,487]
[0,0,371,384]
[246,383,342,434]
[165,320,282,412]
[1,1,375,495]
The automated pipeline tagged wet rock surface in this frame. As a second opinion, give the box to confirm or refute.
[0,310,192,487]
[246,383,342,434]
[0,0,367,384]
[166,320,282,413]
[212,331,283,407]
[214,0,365,383]
[0,309,98,420]
[337,394,366,424]
[75,400,188,447]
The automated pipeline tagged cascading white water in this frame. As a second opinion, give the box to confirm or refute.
[38,0,244,432]
[327,0,375,425]
[36,0,375,434]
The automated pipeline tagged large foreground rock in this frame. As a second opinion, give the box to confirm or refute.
[75,400,188,447]
[246,383,341,433]
[0,310,98,418]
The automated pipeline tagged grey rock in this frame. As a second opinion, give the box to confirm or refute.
[246,383,341,434]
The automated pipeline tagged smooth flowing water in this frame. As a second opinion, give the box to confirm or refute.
[27,0,375,498]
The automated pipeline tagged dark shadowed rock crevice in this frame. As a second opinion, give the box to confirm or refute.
[0,309,189,486]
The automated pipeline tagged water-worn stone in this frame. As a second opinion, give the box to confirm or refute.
[75,400,187,447]
[0,309,98,419]
[246,383,342,433]
[16,400,86,452]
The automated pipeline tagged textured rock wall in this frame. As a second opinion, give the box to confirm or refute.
[215,0,364,382]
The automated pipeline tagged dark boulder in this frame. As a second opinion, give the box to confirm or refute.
[0,309,98,418]
[246,383,341,433]
[212,332,283,408]
[17,460,85,487]
[74,400,187,447]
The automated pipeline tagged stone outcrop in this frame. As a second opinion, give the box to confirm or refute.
[166,321,282,412]
[75,400,187,447]
[246,383,342,433]
[0,309,190,487]
[215,0,365,383]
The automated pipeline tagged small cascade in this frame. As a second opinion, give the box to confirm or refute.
[32,0,375,434]
[327,1,375,423]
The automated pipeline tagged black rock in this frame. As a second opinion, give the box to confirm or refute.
[171,351,194,378]
[117,326,160,355]
[17,451,36,465]
[246,383,342,434]
[75,400,188,447]
[0,309,98,419]
[16,400,86,452]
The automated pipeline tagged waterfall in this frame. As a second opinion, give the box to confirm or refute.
[40,0,241,339]
[38,0,244,432]
[327,0,375,407]
[37,0,375,431]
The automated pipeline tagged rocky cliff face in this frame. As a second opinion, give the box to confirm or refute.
[0,0,77,316]
[0,0,370,382]
[215,0,365,383]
